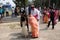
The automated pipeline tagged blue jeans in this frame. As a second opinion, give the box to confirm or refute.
[0,13,3,18]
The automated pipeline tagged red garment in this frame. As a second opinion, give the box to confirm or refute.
[48,12,50,18]
[54,10,59,24]
[43,12,49,23]
[34,14,38,20]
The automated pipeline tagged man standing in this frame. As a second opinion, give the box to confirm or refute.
[47,7,55,30]
[31,4,40,21]
[20,7,25,27]
[25,5,31,31]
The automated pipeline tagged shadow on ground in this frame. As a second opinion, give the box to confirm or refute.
[9,32,36,40]
[40,28,53,31]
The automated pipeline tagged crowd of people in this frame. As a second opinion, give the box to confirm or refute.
[0,6,20,23]
[0,4,60,38]
[42,7,59,29]
[20,4,60,38]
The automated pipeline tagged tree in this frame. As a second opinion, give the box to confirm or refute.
[34,0,41,7]
[15,0,28,7]
[56,0,60,9]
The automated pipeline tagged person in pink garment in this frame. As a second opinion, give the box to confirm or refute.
[54,9,59,25]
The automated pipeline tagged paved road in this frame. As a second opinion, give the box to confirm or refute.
[0,17,60,40]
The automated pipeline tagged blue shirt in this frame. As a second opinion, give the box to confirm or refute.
[0,8,3,14]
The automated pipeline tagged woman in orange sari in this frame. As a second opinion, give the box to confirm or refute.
[43,10,49,23]
[28,14,39,38]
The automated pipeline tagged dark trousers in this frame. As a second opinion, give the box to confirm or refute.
[20,16,29,31]
[59,16,60,21]
[20,16,25,27]
[47,19,54,29]
[26,16,29,31]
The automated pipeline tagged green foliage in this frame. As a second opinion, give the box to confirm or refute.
[56,0,60,9]
[34,0,41,7]
[15,0,60,8]
[15,0,28,7]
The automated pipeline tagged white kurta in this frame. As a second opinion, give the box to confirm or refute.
[31,8,40,20]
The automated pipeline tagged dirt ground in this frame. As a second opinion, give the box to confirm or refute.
[0,16,60,40]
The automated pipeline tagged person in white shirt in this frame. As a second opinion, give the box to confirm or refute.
[31,4,40,21]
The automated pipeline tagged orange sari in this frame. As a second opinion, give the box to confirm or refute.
[43,15,48,23]
[29,15,39,38]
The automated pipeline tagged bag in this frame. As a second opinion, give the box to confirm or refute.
[29,15,39,38]
[21,22,28,37]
